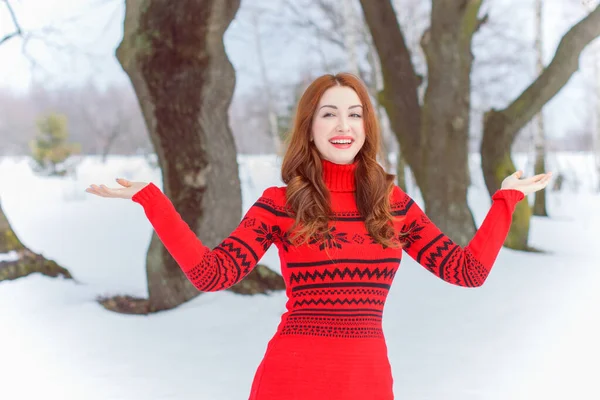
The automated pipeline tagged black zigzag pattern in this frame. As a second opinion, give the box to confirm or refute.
[289,266,397,284]
[216,236,256,275]
[443,247,467,286]
[421,236,456,273]
[293,297,386,307]
[294,288,389,297]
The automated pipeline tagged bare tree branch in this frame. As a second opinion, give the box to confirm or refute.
[1,0,121,77]
[0,0,23,45]
[282,0,346,49]
[497,5,600,144]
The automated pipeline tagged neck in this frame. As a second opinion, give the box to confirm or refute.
[321,158,357,192]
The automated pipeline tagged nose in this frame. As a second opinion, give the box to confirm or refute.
[337,117,350,132]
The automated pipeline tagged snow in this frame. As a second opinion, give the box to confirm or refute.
[0,152,598,400]
[0,250,19,262]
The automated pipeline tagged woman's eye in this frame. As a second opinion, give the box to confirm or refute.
[321,112,361,118]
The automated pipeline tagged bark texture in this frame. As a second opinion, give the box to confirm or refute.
[0,198,72,282]
[361,0,484,246]
[481,5,600,249]
[116,0,282,312]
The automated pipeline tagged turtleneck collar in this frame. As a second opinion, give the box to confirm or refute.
[321,158,357,192]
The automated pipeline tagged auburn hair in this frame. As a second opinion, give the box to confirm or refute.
[280,72,403,250]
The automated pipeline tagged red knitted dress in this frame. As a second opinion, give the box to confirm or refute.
[131,158,524,400]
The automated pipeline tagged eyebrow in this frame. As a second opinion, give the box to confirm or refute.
[319,105,363,110]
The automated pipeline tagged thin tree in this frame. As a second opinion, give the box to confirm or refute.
[0,0,21,45]
[250,7,283,156]
[595,47,600,192]
[532,0,549,216]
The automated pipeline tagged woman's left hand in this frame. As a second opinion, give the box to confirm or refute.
[501,170,552,196]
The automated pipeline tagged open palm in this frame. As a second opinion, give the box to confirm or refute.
[501,170,552,196]
[85,178,149,199]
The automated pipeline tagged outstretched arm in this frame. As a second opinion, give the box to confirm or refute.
[132,184,282,292]
[396,186,524,287]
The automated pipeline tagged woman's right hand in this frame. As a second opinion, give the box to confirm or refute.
[85,178,149,200]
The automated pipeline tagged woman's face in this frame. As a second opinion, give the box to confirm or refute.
[310,86,366,165]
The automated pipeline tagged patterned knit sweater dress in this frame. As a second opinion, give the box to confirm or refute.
[131,158,524,400]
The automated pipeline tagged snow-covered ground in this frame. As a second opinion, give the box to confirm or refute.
[0,152,598,400]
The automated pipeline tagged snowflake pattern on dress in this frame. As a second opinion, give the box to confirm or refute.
[398,220,425,249]
[309,226,351,251]
[253,222,281,252]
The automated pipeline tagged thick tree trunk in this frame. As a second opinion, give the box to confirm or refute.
[115,0,269,312]
[532,0,548,217]
[481,5,600,250]
[417,0,483,246]
[361,0,484,246]
[0,198,72,281]
[359,9,397,180]
[359,0,422,183]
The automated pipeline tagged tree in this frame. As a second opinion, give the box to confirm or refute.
[76,83,138,162]
[360,0,600,248]
[481,5,600,250]
[0,1,74,283]
[114,0,284,313]
[531,0,549,217]
[0,199,72,281]
[596,49,600,192]
[249,7,283,156]
[29,112,81,176]
[360,0,481,246]
[0,0,21,45]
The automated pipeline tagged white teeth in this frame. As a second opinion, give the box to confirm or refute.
[330,140,352,144]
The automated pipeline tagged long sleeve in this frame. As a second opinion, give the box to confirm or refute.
[132,183,282,292]
[395,186,525,287]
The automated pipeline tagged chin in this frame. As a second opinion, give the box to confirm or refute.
[324,154,356,165]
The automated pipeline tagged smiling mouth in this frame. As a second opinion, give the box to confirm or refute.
[329,141,353,148]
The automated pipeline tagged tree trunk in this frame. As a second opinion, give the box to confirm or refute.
[532,143,548,215]
[0,198,72,281]
[396,152,407,192]
[417,0,483,246]
[364,16,398,183]
[360,0,422,184]
[116,0,251,312]
[595,49,600,193]
[481,5,600,250]
[361,0,484,246]
[251,10,283,156]
[532,0,548,217]
[342,2,360,76]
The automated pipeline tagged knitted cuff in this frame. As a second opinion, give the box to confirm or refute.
[131,182,163,207]
[491,188,525,206]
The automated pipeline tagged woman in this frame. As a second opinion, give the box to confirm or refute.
[86,73,551,399]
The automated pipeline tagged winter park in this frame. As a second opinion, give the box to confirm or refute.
[1,1,600,399]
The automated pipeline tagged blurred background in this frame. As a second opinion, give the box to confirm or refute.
[1,0,599,399]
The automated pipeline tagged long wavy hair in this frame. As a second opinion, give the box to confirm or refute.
[281,72,403,250]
